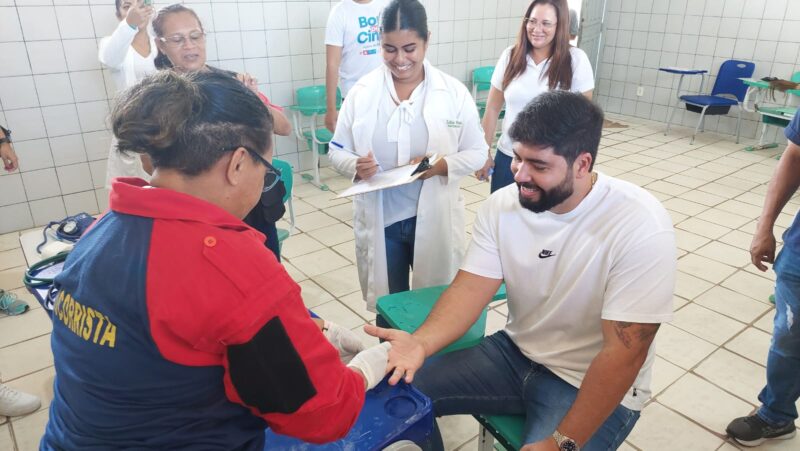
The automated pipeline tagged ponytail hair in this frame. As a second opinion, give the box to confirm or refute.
[381,0,429,42]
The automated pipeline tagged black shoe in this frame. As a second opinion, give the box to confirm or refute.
[726,414,796,447]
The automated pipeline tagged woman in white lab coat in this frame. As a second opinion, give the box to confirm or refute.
[98,0,157,185]
[330,0,487,317]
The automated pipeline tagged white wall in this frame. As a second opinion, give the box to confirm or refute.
[0,0,526,234]
[594,0,800,143]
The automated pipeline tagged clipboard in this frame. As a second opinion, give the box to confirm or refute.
[336,154,442,198]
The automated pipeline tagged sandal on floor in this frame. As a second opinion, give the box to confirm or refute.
[0,290,29,316]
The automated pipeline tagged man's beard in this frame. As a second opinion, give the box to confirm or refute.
[517,170,574,213]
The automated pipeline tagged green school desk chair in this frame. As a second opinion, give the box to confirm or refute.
[745,71,800,151]
[376,283,524,450]
[272,158,295,251]
[288,85,342,191]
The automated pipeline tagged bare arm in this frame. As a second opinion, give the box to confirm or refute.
[325,45,343,132]
[0,128,19,172]
[365,270,502,384]
[475,87,505,180]
[525,320,658,450]
[270,106,292,136]
[751,140,800,270]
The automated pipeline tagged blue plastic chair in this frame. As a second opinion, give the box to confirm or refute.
[664,59,755,144]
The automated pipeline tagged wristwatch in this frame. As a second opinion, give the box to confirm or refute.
[552,430,580,451]
[0,125,10,145]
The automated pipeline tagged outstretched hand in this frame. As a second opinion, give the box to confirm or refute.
[363,324,427,385]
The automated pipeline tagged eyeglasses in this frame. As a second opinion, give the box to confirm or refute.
[158,31,206,48]
[524,17,557,30]
[224,146,281,193]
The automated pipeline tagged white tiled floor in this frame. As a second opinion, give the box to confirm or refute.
[2,114,800,450]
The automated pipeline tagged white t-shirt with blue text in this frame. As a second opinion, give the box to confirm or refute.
[325,0,388,97]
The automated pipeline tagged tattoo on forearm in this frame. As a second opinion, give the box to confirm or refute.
[613,322,660,349]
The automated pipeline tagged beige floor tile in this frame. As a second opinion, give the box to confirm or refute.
[331,240,357,264]
[697,161,737,175]
[324,203,353,222]
[324,176,357,192]
[671,304,746,346]
[655,324,717,370]
[297,279,334,309]
[627,402,724,451]
[6,366,55,414]
[0,266,26,291]
[289,199,316,216]
[0,423,13,450]
[306,222,354,247]
[674,271,715,300]
[0,232,20,253]
[10,407,48,451]
[658,373,753,435]
[721,271,775,304]
[650,356,686,397]
[676,217,731,240]
[694,241,749,268]
[718,229,754,250]
[678,189,727,207]
[288,248,350,277]
[617,441,637,451]
[0,335,53,382]
[279,233,327,259]
[725,327,771,367]
[665,173,709,189]
[646,180,692,197]
[338,291,372,322]
[313,265,361,298]
[693,286,772,324]
[603,158,642,172]
[664,198,710,216]
[753,310,774,334]
[0,248,25,272]
[486,309,507,335]
[293,211,340,233]
[668,210,688,225]
[736,191,768,207]
[675,229,713,252]
[715,200,764,220]
[0,309,52,349]
[696,209,752,230]
[701,180,752,198]
[678,254,737,284]
[282,261,307,283]
[695,349,765,405]
[312,300,364,329]
[301,192,349,210]
[294,180,330,198]
[437,414,480,451]
[615,172,655,187]
[742,263,777,282]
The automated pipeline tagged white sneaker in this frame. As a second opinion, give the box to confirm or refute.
[0,383,41,417]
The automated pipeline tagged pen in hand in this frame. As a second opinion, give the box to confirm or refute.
[331,141,382,180]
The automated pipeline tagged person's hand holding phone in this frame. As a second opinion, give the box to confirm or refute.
[126,0,154,31]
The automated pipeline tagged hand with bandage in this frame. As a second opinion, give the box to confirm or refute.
[347,342,392,390]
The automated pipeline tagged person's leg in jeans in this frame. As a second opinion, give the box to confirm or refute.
[758,247,800,425]
[414,331,640,450]
[490,151,515,193]
[377,217,417,327]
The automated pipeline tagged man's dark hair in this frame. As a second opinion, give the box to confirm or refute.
[508,91,603,170]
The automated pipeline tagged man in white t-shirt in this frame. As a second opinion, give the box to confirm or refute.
[324,0,387,132]
[366,91,676,451]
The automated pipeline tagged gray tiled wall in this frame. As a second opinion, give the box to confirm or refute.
[595,0,800,144]
[0,0,526,234]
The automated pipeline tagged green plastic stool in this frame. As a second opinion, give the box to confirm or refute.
[271,158,294,252]
[476,414,525,451]
[288,85,342,191]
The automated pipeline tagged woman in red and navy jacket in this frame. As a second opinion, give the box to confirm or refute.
[41,71,390,450]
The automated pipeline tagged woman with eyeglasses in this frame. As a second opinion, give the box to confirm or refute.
[41,71,392,449]
[99,0,157,186]
[330,0,487,319]
[151,3,291,260]
[475,0,595,192]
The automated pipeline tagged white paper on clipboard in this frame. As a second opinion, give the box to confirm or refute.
[336,154,442,198]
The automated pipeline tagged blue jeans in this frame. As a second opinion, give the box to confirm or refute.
[490,151,515,193]
[384,217,417,294]
[414,331,640,450]
[757,247,800,426]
